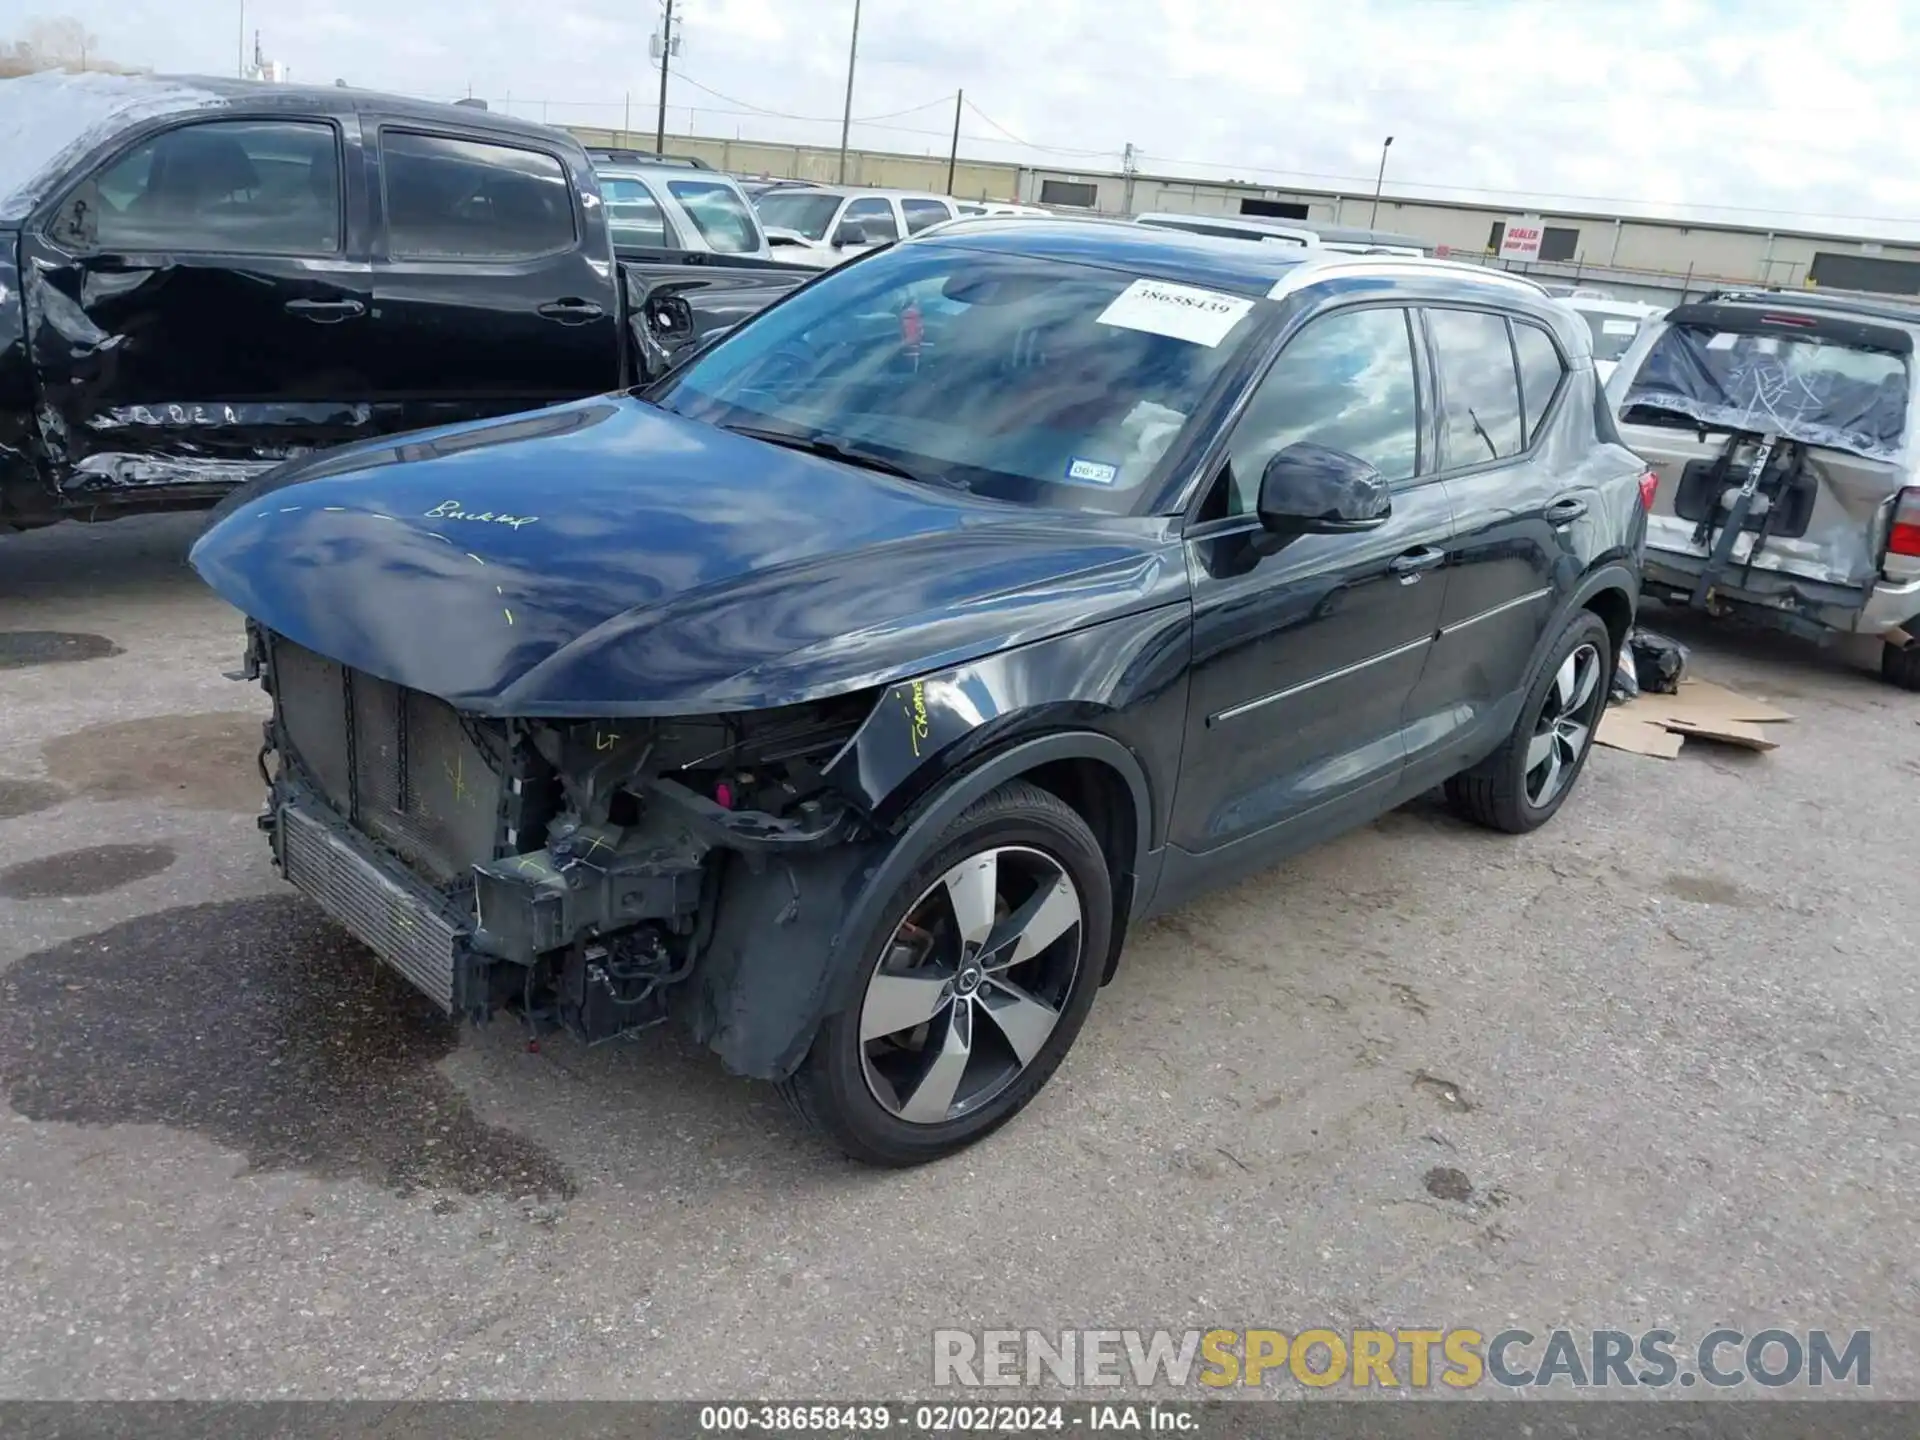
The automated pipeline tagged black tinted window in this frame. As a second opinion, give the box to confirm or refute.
[1224,305,1419,513]
[1428,308,1523,465]
[600,176,673,247]
[1512,322,1567,442]
[843,197,899,241]
[384,131,574,260]
[60,120,341,255]
[667,179,760,253]
[901,198,952,234]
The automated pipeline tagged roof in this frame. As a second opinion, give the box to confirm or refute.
[917,216,1552,309]
[1561,296,1663,316]
[761,184,954,203]
[0,70,576,222]
[1694,287,1920,328]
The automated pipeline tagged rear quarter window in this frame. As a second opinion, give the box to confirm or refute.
[1512,322,1568,442]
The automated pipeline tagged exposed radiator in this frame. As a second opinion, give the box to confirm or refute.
[271,637,506,884]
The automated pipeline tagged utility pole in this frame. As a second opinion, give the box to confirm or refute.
[653,0,677,154]
[623,91,631,144]
[945,89,962,194]
[1122,141,1138,215]
[1368,135,1393,229]
[236,0,246,77]
[837,0,862,183]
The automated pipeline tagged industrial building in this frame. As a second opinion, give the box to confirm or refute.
[568,125,1920,304]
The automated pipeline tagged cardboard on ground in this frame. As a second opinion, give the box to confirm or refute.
[1597,679,1793,759]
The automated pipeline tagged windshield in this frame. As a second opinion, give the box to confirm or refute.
[651,243,1268,514]
[1576,308,1644,362]
[755,191,843,241]
[668,178,762,253]
[1623,323,1910,460]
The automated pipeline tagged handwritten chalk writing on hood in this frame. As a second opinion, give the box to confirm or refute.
[424,501,539,530]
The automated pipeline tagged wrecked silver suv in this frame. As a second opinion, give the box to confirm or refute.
[1608,289,1920,689]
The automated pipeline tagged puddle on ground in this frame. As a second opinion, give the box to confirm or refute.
[0,778,67,822]
[0,631,124,670]
[1661,873,1752,908]
[42,712,264,813]
[0,842,176,899]
[0,894,573,1198]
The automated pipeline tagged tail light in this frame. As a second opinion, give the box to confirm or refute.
[1891,487,1920,558]
[1637,469,1658,512]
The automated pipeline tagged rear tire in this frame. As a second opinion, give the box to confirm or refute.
[778,780,1112,1167]
[1881,638,1920,692]
[1446,610,1612,835]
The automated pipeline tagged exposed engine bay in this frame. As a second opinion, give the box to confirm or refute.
[245,622,885,1056]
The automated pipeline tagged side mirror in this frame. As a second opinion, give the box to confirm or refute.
[831,220,868,248]
[1257,442,1391,536]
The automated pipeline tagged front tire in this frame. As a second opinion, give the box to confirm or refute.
[1446,609,1612,835]
[779,780,1112,1166]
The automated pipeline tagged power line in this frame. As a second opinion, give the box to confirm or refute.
[672,69,957,125]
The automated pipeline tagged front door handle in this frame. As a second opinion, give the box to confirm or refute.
[537,298,606,323]
[284,296,366,322]
[1389,545,1447,582]
[1545,495,1589,526]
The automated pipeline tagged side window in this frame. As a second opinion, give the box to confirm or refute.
[599,177,674,248]
[842,196,899,242]
[383,131,575,260]
[665,179,760,253]
[1222,306,1420,515]
[901,198,952,234]
[53,119,341,256]
[1512,322,1568,443]
[1427,308,1524,466]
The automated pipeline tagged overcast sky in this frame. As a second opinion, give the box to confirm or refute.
[25,0,1920,238]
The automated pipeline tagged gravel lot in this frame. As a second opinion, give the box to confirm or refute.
[1,513,1916,1400]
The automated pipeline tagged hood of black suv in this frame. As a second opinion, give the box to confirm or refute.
[189,396,1185,715]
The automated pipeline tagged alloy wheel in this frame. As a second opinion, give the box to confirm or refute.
[1525,641,1603,808]
[858,845,1084,1125]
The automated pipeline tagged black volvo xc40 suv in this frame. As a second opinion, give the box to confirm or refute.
[192,218,1648,1165]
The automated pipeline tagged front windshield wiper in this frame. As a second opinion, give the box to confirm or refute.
[720,423,930,484]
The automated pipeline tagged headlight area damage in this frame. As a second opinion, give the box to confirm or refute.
[246,620,897,1075]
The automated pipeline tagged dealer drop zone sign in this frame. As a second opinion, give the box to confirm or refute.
[1499,214,1545,261]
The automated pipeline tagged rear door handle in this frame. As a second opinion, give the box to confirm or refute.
[537,298,606,323]
[1389,545,1447,582]
[284,296,366,322]
[1545,496,1589,526]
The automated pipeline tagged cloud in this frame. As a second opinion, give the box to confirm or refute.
[27,0,1920,235]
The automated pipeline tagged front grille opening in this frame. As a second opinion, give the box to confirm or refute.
[271,636,508,884]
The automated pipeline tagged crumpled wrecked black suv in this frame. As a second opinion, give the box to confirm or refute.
[192,219,1648,1165]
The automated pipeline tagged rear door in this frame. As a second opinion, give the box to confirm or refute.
[366,126,617,431]
[1408,307,1578,777]
[22,112,373,496]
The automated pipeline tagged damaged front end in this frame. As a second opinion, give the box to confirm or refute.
[245,622,885,1064]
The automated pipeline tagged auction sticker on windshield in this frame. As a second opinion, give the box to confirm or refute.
[1097,278,1255,347]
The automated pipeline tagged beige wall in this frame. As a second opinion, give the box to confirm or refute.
[567,126,1021,201]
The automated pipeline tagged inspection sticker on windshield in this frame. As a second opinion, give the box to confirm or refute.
[1096,279,1254,347]
[1066,457,1120,486]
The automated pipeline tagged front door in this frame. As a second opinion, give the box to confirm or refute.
[367,126,618,433]
[24,114,373,498]
[1166,303,1452,899]
[1407,307,1580,781]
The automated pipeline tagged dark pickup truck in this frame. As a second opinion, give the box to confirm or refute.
[0,71,803,529]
